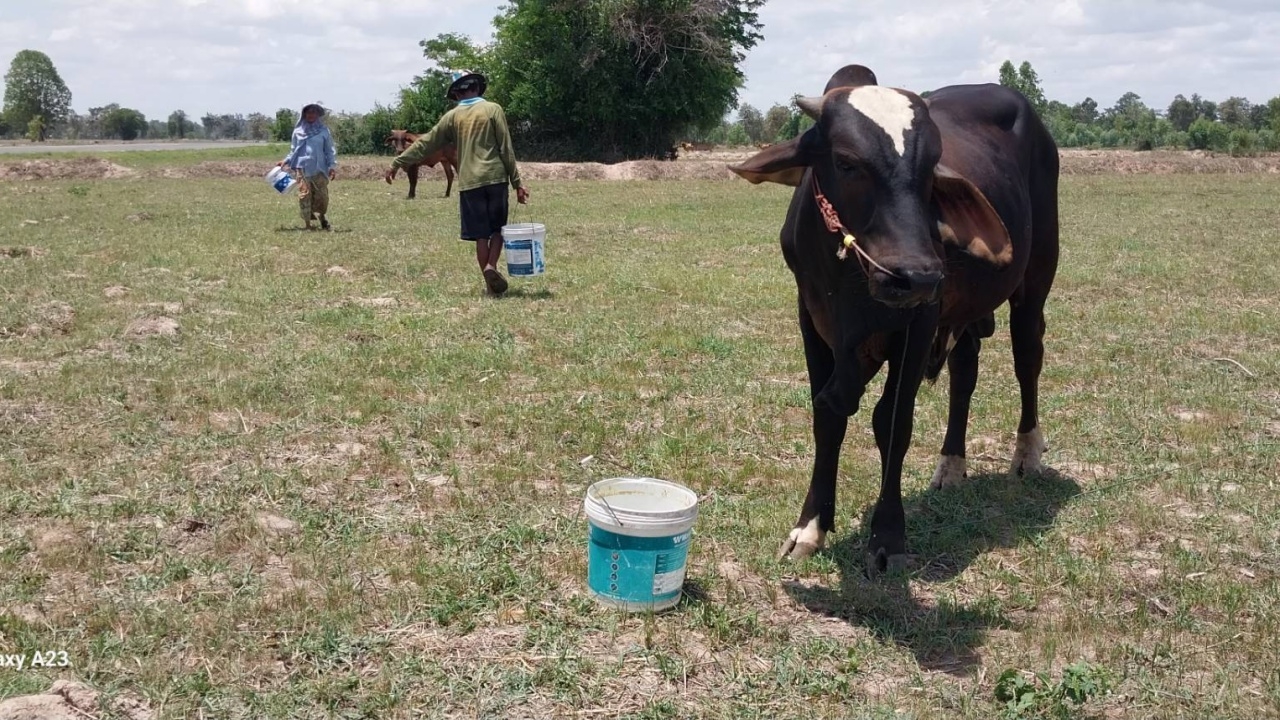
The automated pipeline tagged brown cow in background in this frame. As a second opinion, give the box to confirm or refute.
[387,130,458,199]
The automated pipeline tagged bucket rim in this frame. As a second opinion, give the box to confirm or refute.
[501,222,546,233]
[584,477,698,530]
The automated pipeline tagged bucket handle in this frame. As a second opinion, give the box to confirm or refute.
[598,495,625,528]
[510,192,539,234]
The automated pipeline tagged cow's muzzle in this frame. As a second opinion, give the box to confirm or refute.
[868,268,943,308]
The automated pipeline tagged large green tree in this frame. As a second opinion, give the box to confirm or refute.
[1071,97,1099,124]
[1166,94,1196,132]
[1190,94,1217,122]
[167,110,194,139]
[738,103,764,143]
[102,106,146,140]
[271,108,294,142]
[762,103,791,142]
[3,50,72,140]
[421,0,764,160]
[1217,96,1252,127]
[246,112,272,141]
[998,60,1046,112]
[394,36,470,133]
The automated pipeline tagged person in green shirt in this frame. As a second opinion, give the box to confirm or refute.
[386,71,530,296]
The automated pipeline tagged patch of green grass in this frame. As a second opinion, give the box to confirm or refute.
[1,172,1278,718]
[995,662,1111,718]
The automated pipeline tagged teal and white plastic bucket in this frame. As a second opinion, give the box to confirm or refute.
[502,223,546,277]
[584,477,698,612]
[265,166,297,194]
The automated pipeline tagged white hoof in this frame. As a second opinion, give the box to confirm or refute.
[930,455,968,490]
[1010,428,1047,477]
[777,518,826,561]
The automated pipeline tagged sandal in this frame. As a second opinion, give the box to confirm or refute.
[483,268,508,295]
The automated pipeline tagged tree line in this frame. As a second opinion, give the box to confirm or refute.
[7,41,1280,158]
[2,0,765,160]
[995,60,1280,154]
[699,61,1280,154]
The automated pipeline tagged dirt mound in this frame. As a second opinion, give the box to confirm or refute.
[125,316,180,340]
[3,301,75,339]
[5,150,1280,182]
[1058,148,1280,175]
[154,157,742,182]
[0,157,136,180]
[528,160,737,181]
[0,680,153,720]
[1,246,46,259]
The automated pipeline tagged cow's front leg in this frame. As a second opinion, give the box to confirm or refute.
[867,307,938,575]
[780,302,882,560]
[406,165,419,200]
[780,302,853,560]
[815,288,874,418]
[780,401,849,561]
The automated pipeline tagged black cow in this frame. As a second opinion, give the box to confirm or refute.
[730,65,1060,572]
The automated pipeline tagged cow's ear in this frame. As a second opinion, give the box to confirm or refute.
[933,164,1013,268]
[729,128,818,187]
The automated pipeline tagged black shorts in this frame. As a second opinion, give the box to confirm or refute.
[459,182,509,241]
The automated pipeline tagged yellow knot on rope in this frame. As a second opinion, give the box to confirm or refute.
[837,232,856,260]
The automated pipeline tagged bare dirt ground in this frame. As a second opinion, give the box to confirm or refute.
[0,140,266,155]
[2,148,1279,183]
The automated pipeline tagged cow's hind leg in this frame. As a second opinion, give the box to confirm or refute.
[780,301,856,561]
[1009,240,1057,476]
[1010,144,1059,477]
[931,316,993,489]
[1009,297,1049,476]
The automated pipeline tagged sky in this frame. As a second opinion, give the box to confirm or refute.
[1,0,1277,121]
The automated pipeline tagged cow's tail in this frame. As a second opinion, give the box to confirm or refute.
[923,313,997,383]
[924,330,951,384]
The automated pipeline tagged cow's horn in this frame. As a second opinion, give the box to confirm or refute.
[796,96,824,122]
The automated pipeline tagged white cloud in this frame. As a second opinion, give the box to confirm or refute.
[0,0,1277,122]
[739,0,1280,111]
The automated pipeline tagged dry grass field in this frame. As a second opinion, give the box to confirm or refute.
[1,151,1278,719]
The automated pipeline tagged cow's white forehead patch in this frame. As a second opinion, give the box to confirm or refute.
[846,86,916,157]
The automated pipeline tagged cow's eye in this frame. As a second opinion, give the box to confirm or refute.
[835,159,864,176]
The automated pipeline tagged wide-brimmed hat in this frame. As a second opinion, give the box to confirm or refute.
[447,70,487,100]
[301,102,326,117]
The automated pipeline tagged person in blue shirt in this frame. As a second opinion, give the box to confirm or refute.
[277,103,337,231]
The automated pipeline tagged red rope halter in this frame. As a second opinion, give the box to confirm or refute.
[811,178,900,278]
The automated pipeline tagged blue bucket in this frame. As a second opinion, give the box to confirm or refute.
[584,477,699,612]
[502,223,546,277]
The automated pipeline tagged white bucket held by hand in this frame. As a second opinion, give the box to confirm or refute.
[502,223,546,277]
[584,477,698,612]
[265,167,297,194]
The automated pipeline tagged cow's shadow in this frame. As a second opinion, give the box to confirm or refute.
[783,467,1082,675]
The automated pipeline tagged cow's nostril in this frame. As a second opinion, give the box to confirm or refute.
[900,269,943,295]
[881,273,915,293]
[882,270,941,291]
